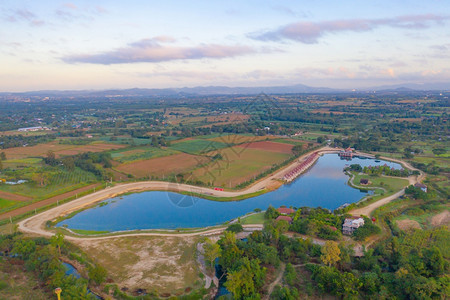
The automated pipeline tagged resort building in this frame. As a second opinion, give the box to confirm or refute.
[414,183,427,192]
[339,147,354,159]
[277,207,295,215]
[360,178,369,185]
[342,217,365,235]
[275,215,293,224]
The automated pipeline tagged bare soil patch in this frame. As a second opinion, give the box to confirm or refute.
[75,236,201,296]
[0,190,32,202]
[397,219,421,231]
[237,141,293,154]
[116,153,209,178]
[431,210,450,227]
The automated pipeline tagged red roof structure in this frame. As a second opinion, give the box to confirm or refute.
[276,216,293,223]
[277,207,295,215]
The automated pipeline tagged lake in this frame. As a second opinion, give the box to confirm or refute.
[57,154,401,231]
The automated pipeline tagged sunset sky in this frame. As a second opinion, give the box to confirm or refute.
[1,0,449,91]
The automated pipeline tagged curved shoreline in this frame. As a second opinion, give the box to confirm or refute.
[18,147,422,239]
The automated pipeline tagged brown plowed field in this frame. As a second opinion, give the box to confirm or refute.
[237,141,293,154]
[0,190,32,202]
[116,153,210,178]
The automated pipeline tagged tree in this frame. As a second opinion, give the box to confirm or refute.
[226,223,243,233]
[62,156,75,171]
[50,232,65,256]
[203,238,221,269]
[88,264,107,285]
[320,241,341,266]
[432,148,446,156]
[265,205,279,219]
[0,160,3,170]
[0,152,6,160]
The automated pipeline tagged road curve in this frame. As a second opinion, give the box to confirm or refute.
[18,147,337,239]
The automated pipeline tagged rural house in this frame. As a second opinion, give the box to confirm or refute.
[275,215,293,224]
[342,217,365,235]
[277,207,295,215]
[414,183,427,192]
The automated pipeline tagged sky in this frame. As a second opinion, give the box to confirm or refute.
[1,0,449,91]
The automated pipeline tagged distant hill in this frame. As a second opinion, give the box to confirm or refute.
[0,82,448,98]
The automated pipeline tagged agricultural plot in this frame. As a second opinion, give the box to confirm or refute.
[208,134,274,145]
[236,141,294,154]
[110,147,179,163]
[2,141,125,159]
[192,146,291,187]
[115,153,210,179]
[168,139,228,155]
[0,168,97,200]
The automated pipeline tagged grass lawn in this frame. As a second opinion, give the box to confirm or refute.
[351,173,409,202]
[0,199,18,210]
[77,236,202,297]
[169,139,228,155]
[240,212,266,224]
[70,229,110,235]
[192,147,291,187]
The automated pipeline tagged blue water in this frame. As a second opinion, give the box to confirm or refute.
[63,262,81,278]
[57,154,401,231]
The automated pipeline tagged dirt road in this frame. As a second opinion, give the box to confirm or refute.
[349,157,425,217]
[18,147,336,239]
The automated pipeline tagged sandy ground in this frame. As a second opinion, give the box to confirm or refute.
[431,210,450,227]
[396,219,422,231]
[76,235,200,295]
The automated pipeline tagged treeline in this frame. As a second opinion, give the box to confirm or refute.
[44,151,112,179]
[217,221,448,299]
[0,134,56,149]
[0,233,101,299]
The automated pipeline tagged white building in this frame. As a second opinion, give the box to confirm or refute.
[342,217,365,235]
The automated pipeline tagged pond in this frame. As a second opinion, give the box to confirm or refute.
[57,154,401,232]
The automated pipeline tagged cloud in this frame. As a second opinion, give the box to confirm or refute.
[250,14,449,43]
[4,8,45,26]
[62,37,256,64]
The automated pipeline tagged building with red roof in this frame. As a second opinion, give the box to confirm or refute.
[277,207,295,215]
[275,215,293,223]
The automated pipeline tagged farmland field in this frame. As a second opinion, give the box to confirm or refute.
[0,168,97,200]
[115,153,210,178]
[208,134,275,145]
[237,141,294,154]
[111,147,179,163]
[192,147,291,187]
[2,141,125,159]
[168,139,228,155]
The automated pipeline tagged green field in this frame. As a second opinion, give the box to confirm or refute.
[169,139,228,155]
[0,168,97,200]
[240,212,265,224]
[192,147,291,187]
[111,146,179,163]
[0,199,17,210]
[351,173,409,201]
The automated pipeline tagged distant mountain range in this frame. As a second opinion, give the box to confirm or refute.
[1,82,448,98]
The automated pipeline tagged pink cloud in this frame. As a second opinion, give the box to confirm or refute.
[251,14,449,43]
[63,37,256,64]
